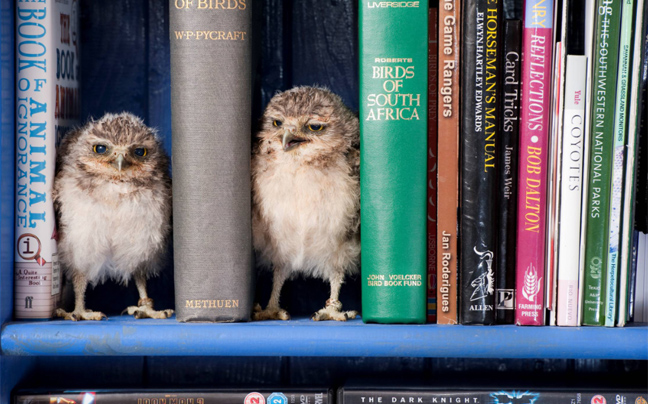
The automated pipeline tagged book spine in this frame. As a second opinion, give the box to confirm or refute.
[618,0,647,326]
[635,3,648,236]
[544,0,568,326]
[459,0,500,325]
[14,0,78,319]
[340,389,647,404]
[427,2,439,323]
[360,0,428,324]
[514,0,554,326]
[577,0,598,325]
[582,0,623,326]
[436,0,461,325]
[605,0,636,327]
[15,390,333,404]
[170,1,254,322]
[495,18,521,324]
[556,54,587,327]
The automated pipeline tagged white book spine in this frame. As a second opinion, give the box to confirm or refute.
[556,55,587,327]
[14,0,79,319]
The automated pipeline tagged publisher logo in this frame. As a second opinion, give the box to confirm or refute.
[245,393,266,404]
[268,393,288,404]
[635,398,646,404]
[592,396,607,404]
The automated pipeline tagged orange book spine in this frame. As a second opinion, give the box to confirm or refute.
[436,0,460,325]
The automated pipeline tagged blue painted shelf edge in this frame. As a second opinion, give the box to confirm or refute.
[1,316,646,359]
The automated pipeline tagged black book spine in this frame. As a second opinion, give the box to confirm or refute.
[460,0,501,325]
[170,1,254,322]
[495,19,521,324]
[15,390,333,404]
[340,389,647,404]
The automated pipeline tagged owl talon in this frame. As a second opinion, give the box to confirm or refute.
[252,306,291,321]
[311,303,357,322]
[124,299,174,319]
[55,307,107,321]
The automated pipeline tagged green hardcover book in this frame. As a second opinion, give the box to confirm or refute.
[360,0,428,324]
[582,0,623,326]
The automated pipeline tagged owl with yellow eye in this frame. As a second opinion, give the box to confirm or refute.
[53,112,173,320]
[252,86,360,321]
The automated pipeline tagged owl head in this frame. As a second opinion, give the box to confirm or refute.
[58,112,169,185]
[256,86,358,161]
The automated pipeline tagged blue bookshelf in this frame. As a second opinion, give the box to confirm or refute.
[2,317,647,359]
[0,0,646,403]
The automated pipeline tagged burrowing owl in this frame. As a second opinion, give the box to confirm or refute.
[252,86,360,321]
[53,113,173,320]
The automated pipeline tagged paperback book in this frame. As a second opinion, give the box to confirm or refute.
[459,0,501,325]
[14,0,79,319]
[496,18,522,324]
[605,0,637,327]
[427,2,439,323]
[556,54,587,327]
[618,0,648,326]
[515,0,554,326]
[436,0,461,325]
[582,0,623,326]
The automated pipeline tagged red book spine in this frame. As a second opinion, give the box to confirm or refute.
[515,0,554,326]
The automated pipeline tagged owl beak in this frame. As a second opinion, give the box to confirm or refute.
[282,129,295,152]
[282,129,306,152]
[112,153,130,172]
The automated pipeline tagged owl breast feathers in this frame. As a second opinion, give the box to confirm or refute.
[53,112,172,286]
[251,86,360,280]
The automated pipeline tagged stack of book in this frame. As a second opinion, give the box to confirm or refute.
[359,0,648,326]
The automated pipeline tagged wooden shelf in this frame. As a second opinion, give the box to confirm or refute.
[2,316,646,359]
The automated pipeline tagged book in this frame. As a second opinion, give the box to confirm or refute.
[14,0,80,319]
[339,387,648,404]
[459,0,501,325]
[14,389,333,404]
[514,0,554,326]
[170,1,254,322]
[577,0,599,326]
[619,0,648,326]
[544,0,567,327]
[555,0,587,327]
[360,0,428,324]
[556,54,587,327]
[605,0,637,327]
[635,231,647,321]
[582,0,623,327]
[427,1,439,323]
[496,18,522,325]
[436,0,461,325]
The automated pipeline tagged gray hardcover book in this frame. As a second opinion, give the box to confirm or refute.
[170,0,253,322]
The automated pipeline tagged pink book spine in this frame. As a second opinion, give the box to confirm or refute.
[515,0,554,326]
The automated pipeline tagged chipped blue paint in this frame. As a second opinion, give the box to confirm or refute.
[1,317,647,359]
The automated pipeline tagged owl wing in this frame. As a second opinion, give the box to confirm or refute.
[346,145,360,237]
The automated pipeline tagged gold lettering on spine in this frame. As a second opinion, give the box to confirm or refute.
[185,299,240,309]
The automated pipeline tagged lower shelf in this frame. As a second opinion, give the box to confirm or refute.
[1,316,646,359]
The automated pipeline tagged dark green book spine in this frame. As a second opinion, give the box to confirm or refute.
[582,0,623,326]
[360,0,428,324]
[459,0,501,325]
